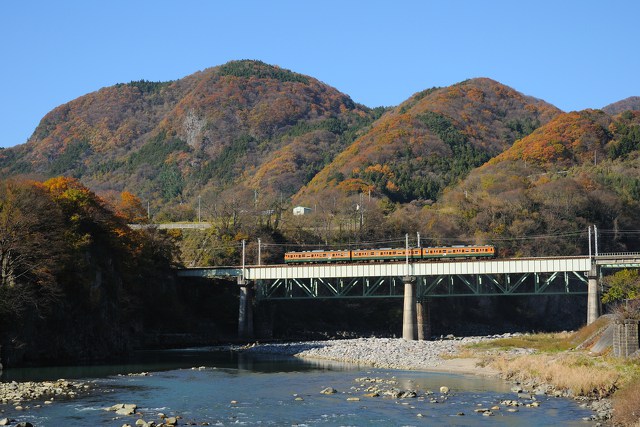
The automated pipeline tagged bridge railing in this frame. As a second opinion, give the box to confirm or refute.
[597,252,640,258]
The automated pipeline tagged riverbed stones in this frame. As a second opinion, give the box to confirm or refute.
[0,418,10,426]
[320,387,337,394]
[439,386,449,394]
[105,403,138,416]
[0,379,89,404]
[399,390,417,398]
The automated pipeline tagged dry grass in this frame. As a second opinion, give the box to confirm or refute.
[467,332,574,353]
[487,353,620,398]
[612,377,640,426]
[460,319,640,400]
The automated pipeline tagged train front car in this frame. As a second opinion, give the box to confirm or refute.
[284,249,351,264]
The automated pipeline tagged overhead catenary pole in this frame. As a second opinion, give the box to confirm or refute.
[198,195,201,223]
[588,225,592,261]
[405,233,409,274]
[417,232,421,248]
[594,225,599,257]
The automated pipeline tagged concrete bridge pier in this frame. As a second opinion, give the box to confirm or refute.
[587,264,600,325]
[402,276,417,340]
[417,298,431,341]
[238,279,254,339]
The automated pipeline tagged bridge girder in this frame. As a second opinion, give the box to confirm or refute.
[255,271,588,300]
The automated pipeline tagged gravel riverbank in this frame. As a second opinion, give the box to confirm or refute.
[0,379,91,405]
[239,336,498,374]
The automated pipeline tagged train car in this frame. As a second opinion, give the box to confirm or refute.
[284,249,351,264]
[284,245,496,264]
[351,248,422,262]
[422,245,495,259]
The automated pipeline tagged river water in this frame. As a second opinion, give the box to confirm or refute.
[1,348,594,426]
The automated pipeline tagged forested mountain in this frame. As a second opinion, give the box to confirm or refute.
[295,78,560,204]
[0,60,374,217]
[422,109,640,256]
[603,96,640,115]
[1,60,639,259]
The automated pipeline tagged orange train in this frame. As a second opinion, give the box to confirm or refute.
[284,245,495,264]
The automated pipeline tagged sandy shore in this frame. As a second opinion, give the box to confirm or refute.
[240,336,500,376]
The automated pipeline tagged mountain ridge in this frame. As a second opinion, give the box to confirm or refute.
[1,60,638,227]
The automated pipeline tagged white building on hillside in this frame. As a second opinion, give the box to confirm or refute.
[293,206,312,216]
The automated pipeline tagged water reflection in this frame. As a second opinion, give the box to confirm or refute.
[1,348,359,382]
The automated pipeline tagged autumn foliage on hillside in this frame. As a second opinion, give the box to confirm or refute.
[0,177,178,365]
[0,60,371,218]
[297,78,561,204]
[423,110,640,256]
[490,110,612,167]
[603,96,640,115]
[1,60,639,261]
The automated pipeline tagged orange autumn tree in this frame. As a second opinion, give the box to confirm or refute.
[116,191,148,223]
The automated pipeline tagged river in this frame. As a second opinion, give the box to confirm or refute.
[0,348,594,426]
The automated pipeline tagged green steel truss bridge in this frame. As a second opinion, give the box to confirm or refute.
[178,253,640,338]
[177,253,640,301]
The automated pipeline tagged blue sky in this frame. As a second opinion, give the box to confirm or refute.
[1,0,638,148]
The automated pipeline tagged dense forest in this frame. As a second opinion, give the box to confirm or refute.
[0,178,238,367]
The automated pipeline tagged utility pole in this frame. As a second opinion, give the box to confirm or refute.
[198,196,201,223]
[258,238,261,266]
[588,225,592,261]
[242,239,246,281]
[147,200,150,220]
[359,193,364,232]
